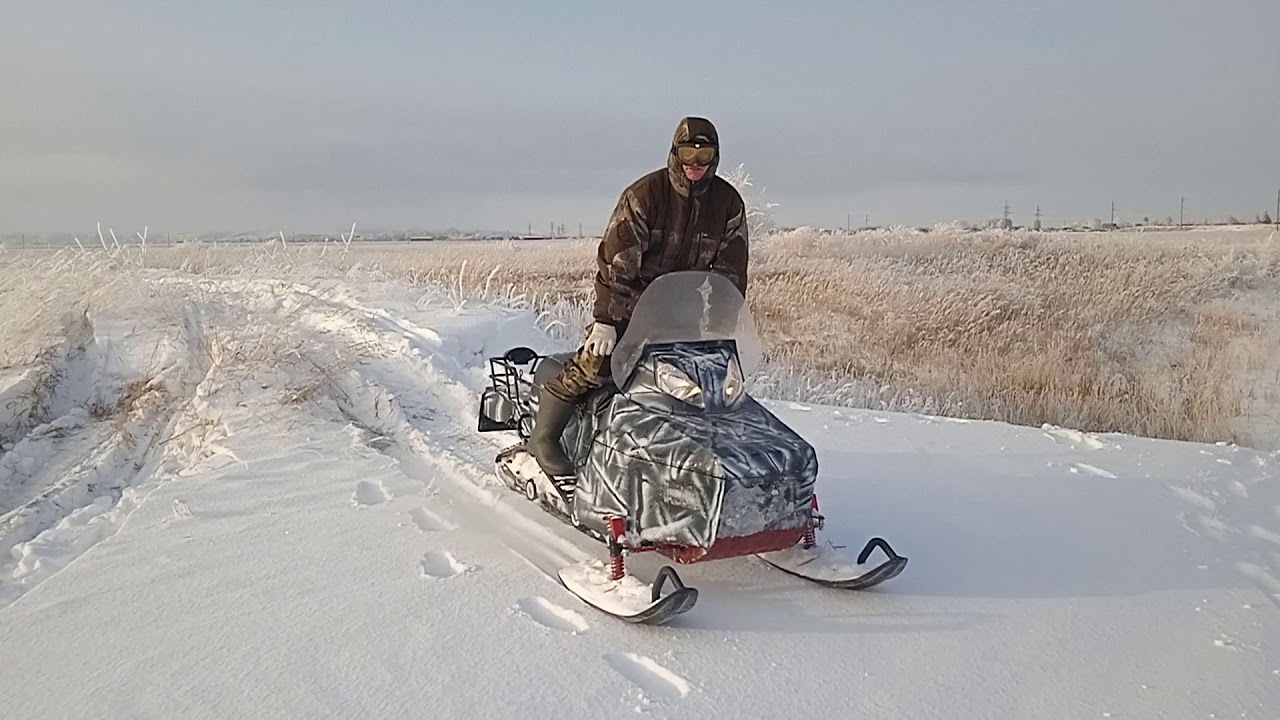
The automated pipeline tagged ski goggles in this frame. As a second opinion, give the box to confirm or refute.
[674,144,717,166]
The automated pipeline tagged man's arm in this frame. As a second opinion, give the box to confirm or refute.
[593,184,652,325]
[711,192,749,298]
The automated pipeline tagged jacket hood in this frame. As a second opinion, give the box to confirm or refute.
[667,116,720,197]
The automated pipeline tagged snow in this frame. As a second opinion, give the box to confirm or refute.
[558,559,671,617]
[758,542,893,584]
[1,269,1277,719]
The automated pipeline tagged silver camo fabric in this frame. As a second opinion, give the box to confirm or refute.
[562,342,818,549]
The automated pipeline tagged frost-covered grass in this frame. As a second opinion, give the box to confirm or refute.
[751,226,1280,446]
[4,225,1278,447]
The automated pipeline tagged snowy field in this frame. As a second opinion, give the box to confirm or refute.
[0,241,1278,717]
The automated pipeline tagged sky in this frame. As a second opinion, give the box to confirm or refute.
[3,0,1278,235]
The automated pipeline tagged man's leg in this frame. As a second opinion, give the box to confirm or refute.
[528,347,610,478]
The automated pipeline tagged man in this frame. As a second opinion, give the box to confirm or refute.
[528,115,750,478]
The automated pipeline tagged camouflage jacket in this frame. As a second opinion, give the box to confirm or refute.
[592,117,749,327]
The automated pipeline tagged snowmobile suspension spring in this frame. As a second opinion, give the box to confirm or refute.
[803,495,821,549]
[607,515,627,581]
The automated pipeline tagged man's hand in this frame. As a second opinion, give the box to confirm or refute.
[584,323,617,356]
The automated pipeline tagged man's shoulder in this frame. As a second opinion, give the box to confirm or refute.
[709,175,744,208]
[710,175,743,198]
[622,168,669,197]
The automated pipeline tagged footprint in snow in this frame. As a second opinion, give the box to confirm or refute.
[353,480,390,506]
[516,596,590,634]
[420,550,470,579]
[604,652,691,701]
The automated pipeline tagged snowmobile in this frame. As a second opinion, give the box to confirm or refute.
[476,270,906,624]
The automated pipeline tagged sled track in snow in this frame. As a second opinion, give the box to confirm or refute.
[276,283,739,692]
[274,283,702,694]
[0,312,104,517]
[0,309,224,607]
[278,282,596,579]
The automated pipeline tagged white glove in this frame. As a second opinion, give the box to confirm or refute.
[583,323,617,356]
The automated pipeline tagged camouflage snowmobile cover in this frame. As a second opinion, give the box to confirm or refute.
[563,272,818,550]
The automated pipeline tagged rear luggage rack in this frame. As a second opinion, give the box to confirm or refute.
[477,347,541,436]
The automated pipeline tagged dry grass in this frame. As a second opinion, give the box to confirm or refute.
[4,226,1277,447]
[749,228,1280,445]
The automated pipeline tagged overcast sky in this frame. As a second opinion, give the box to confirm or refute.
[4,0,1278,234]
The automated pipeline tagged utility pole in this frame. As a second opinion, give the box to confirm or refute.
[1110,201,1116,228]
[1180,196,1185,229]
[864,213,870,229]
[1034,205,1043,231]
[847,213,851,233]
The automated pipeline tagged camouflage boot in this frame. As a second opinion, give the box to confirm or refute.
[528,390,576,478]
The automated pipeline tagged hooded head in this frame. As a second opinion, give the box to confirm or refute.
[667,116,720,197]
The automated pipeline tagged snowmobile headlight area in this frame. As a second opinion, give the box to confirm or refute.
[654,360,705,408]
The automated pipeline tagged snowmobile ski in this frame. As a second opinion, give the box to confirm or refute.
[557,561,698,625]
[757,537,907,590]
